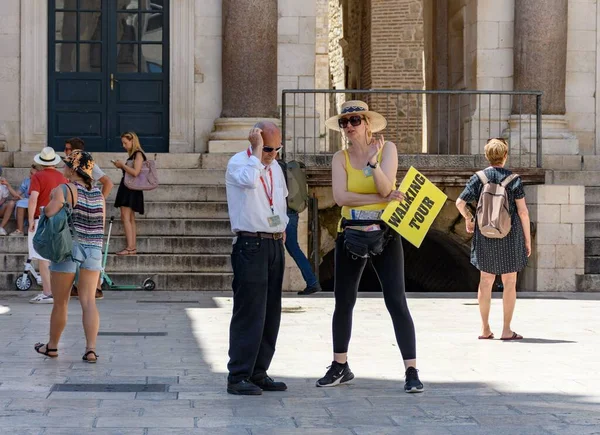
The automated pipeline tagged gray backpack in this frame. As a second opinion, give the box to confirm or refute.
[475,170,519,239]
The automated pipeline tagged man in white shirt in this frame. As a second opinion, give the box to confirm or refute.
[225,121,289,396]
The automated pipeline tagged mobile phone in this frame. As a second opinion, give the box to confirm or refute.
[110,159,116,163]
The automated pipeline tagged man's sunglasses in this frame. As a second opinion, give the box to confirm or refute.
[263,146,282,153]
[338,115,363,129]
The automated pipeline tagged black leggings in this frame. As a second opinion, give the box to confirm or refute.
[332,231,417,360]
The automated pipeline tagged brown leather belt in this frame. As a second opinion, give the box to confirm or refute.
[237,231,284,240]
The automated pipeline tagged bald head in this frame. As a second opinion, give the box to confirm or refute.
[255,121,282,165]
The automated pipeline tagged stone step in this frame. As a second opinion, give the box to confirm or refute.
[105,201,229,219]
[208,140,248,154]
[542,155,600,171]
[0,236,233,255]
[0,168,226,187]
[109,218,232,236]
[1,254,233,273]
[585,205,600,221]
[201,153,235,170]
[7,152,203,169]
[576,274,600,292]
[585,238,600,256]
[107,185,227,202]
[585,187,600,205]
[0,272,233,291]
[584,256,600,274]
[585,221,600,237]
[547,170,600,186]
[0,218,232,237]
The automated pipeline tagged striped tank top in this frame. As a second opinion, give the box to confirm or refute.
[71,182,104,250]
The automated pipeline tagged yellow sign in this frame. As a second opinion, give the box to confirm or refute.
[381,167,447,248]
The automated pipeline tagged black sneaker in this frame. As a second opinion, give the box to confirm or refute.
[250,376,287,391]
[404,367,424,393]
[297,284,322,296]
[316,361,354,387]
[227,379,263,396]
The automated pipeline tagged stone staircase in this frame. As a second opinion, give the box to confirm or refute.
[544,155,600,291]
[0,152,236,291]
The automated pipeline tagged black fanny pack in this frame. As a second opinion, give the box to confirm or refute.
[341,219,391,259]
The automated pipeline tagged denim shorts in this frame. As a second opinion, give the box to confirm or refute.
[50,246,103,274]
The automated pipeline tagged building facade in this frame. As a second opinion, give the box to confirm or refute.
[0,0,597,291]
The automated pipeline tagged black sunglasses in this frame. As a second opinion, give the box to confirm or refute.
[263,146,282,153]
[338,115,363,129]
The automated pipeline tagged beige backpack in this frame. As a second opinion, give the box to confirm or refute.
[475,170,519,239]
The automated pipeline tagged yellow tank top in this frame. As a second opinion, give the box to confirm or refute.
[340,149,392,221]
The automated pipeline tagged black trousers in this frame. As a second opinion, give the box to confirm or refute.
[227,236,285,383]
[333,231,417,360]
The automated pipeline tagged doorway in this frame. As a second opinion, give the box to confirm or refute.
[48,0,170,152]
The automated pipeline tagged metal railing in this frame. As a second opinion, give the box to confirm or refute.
[281,89,543,168]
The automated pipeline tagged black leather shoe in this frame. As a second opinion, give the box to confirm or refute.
[227,379,263,395]
[297,284,322,296]
[251,376,288,391]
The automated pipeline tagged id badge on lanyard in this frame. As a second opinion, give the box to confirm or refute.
[249,149,281,228]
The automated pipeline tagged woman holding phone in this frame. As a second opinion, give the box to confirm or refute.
[112,132,146,256]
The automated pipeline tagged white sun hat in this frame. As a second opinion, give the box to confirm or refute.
[33,147,62,166]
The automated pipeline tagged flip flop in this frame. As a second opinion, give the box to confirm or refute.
[478,333,494,340]
[500,332,523,341]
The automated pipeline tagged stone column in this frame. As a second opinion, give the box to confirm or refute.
[509,0,578,155]
[221,0,278,117]
[209,0,279,152]
[512,0,567,114]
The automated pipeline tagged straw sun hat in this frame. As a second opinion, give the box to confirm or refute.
[325,100,387,133]
[33,147,63,166]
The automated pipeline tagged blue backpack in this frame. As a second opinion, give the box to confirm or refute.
[33,184,86,264]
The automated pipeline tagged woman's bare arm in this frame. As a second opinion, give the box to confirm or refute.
[332,151,385,207]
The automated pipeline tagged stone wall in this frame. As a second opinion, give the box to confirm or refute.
[278,0,318,289]
[368,0,425,153]
[0,0,20,152]
[277,0,318,104]
[194,0,222,153]
[468,0,515,154]
[566,0,597,155]
[521,185,585,291]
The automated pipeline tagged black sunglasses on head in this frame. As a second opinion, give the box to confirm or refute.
[263,146,282,153]
[338,115,363,129]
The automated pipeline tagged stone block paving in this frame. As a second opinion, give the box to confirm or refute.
[0,290,599,434]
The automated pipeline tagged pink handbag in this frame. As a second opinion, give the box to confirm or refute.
[124,155,159,191]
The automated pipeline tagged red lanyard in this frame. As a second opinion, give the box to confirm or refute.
[248,148,275,213]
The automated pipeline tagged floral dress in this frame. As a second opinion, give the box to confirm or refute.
[458,167,528,274]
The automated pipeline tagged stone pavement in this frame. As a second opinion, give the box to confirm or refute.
[0,291,599,435]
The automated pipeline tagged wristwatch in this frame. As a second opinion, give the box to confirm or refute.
[366,161,379,169]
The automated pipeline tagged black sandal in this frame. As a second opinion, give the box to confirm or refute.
[34,342,58,358]
[82,350,99,363]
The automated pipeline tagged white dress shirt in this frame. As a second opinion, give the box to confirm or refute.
[226,148,289,234]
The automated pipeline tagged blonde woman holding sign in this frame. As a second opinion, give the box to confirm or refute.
[315,101,423,393]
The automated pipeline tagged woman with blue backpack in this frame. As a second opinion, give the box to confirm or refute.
[456,138,531,341]
[34,150,105,363]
